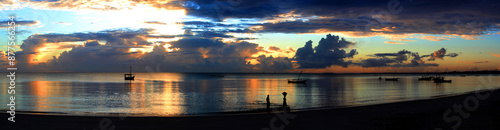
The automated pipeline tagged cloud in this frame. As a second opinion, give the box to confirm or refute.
[0,51,10,67]
[358,58,396,68]
[419,36,450,41]
[384,41,406,44]
[232,0,500,39]
[358,49,438,68]
[0,20,40,29]
[456,61,489,64]
[267,46,280,51]
[144,21,168,25]
[487,53,500,58]
[56,22,72,27]
[294,34,357,68]
[236,37,258,40]
[13,28,293,72]
[421,48,459,61]
[184,0,280,21]
[3,0,498,39]
[254,55,293,71]
[1,0,184,11]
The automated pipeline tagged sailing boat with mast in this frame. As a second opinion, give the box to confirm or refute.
[385,71,399,81]
[288,70,307,83]
[124,66,135,80]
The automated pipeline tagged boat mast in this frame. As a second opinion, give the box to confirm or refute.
[297,70,303,80]
[130,66,132,74]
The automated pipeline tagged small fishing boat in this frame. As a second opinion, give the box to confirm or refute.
[385,78,399,81]
[124,66,135,80]
[418,75,433,80]
[288,70,307,83]
[385,71,399,81]
[433,76,451,83]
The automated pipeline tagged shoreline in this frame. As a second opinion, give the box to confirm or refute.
[0,89,483,117]
[2,88,500,129]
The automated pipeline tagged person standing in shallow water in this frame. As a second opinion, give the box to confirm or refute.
[266,95,270,111]
[282,92,288,109]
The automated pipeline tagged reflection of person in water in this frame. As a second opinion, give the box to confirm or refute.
[266,95,270,111]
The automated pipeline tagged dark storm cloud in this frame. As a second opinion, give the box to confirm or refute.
[181,0,500,36]
[195,31,234,38]
[184,0,280,21]
[254,55,293,71]
[291,34,446,69]
[236,37,258,40]
[257,18,374,33]
[11,0,500,37]
[358,58,396,68]
[358,48,457,68]
[294,34,357,68]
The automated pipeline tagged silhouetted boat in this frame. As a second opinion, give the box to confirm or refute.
[210,75,224,77]
[288,70,307,83]
[385,71,399,81]
[378,74,382,80]
[124,66,135,80]
[418,75,433,80]
[385,78,399,81]
[433,76,451,83]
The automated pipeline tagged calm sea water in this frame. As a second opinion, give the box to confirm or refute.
[1,73,499,116]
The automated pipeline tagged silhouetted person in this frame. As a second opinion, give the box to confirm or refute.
[282,92,289,112]
[266,95,270,111]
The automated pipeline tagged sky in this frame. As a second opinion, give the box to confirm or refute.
[0,0,499,73]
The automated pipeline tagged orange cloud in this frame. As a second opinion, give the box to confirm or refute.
[267,46,281,51]
[487,53,500,58]
[419,36,450,41]
[384,41,406,44]
[370,26,396,32]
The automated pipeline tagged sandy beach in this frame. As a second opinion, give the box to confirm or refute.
[2,88,500,130]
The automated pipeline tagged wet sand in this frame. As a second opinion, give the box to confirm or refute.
[2,88,500,130]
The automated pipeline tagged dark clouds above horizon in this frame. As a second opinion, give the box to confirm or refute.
[2,28,460,72]
[180,0,500,36]
[5,0,499,36]
[1,0,496,72]
[8,28,295,72]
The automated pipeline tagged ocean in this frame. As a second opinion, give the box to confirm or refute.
[1,72,499,116]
